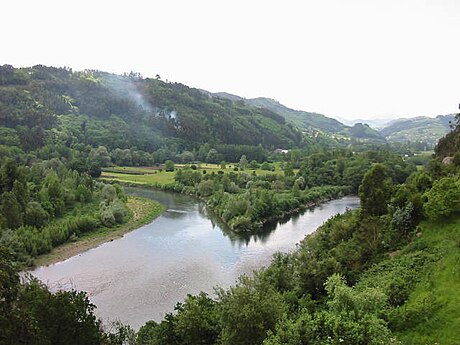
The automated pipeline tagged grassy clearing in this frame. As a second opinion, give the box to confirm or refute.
[34,196,164,267]
[101,170,175,185]
[394,217,460,345]
[101,163,295,186]
[355,215,460,344]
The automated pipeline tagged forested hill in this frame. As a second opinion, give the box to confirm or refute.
[0,65,303,152]
[246,97,345,133]
[379,115,455,147]
[206,92,386,143]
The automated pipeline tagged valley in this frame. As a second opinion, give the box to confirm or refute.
[0,64,459,345]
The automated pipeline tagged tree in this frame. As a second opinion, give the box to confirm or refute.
[0,158,19,193]
[174,293,220,345]
[260,162,271,171]
[249,160,259,169]
[283,162,294,177]
[178,150,195,164]
[218,275,286,345]
[88,146,111,168]
[164,160,175,172]
[359,164,393,217]
[206,149,222,164]
[39,172,65,216]
[238,155,248,170]
[424,177,460,220]
[0,192,23,229]
[25,201,49,228]
[0,247,104,344]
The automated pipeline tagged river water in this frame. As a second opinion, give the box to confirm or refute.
[32,187,359,329]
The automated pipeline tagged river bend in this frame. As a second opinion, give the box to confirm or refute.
[32,188,359,329]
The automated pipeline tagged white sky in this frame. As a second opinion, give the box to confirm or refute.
[1,0,459,120]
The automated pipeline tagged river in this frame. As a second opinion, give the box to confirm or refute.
[31,187,360,329]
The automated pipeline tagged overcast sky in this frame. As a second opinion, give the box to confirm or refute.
[1,0,459,119]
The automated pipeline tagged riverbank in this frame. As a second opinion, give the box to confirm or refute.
[101,178,350,233]
[33,196,164,267]
[32,191,360,329]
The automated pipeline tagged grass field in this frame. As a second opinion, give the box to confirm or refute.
[395,216,460,344]
[101,163,294,186]
[101,170,176,185]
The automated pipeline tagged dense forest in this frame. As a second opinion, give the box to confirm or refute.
[0,63,459,344]
[0,64,303,153]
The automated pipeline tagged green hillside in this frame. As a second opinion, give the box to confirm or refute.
[379,115,455,146]
[342,122,387,142]
[209,93,386,143]
[246,97,345,133]
[0,65,302,152]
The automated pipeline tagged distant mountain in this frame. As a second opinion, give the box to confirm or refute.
[336,117,393,129]
[245,97,346,133]
[343,123,387,141]
[379,115,455,146]
[206,92,385,143]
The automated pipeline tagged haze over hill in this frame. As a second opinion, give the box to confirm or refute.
[1,64,396,156]
[0,65,303,152]
[205,91,386,144]
[379,115,455,146]
[203,90,458,148]
[338,114,456,147]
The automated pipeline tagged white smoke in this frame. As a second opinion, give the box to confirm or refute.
[103,73,156,114]
[126,86,154,113]
[169,110,177,119]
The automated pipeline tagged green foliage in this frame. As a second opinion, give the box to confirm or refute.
[206,149,222,164]
[238,155,248,170]
[100,200,127,227]
[174,293,220,345]
[423,177,460,220]
[359,164,393,217]
[0,156,130,265]
[380,115,454,147]
[0,65,302,153]
[164,160,175,172]
[207,183,348,232]
[264,274,397,345]
[0,191,23,229]
[175,169,201,186]
[435,121,460,158]
[24,201,49,228]
[0,247,104,344]
[218,275,287,345]
[138,150,460,345]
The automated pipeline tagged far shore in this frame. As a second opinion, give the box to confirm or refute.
[33,196,164,268]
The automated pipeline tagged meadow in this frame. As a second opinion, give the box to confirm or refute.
[101,163,292,186]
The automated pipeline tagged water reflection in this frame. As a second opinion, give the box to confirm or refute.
[32,187,360,329]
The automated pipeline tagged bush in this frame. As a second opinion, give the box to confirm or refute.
[101,208,116,227]
[100,201,127,226]
[164,160,175,172]
[424,177,460,220]
[25,202,49,228]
